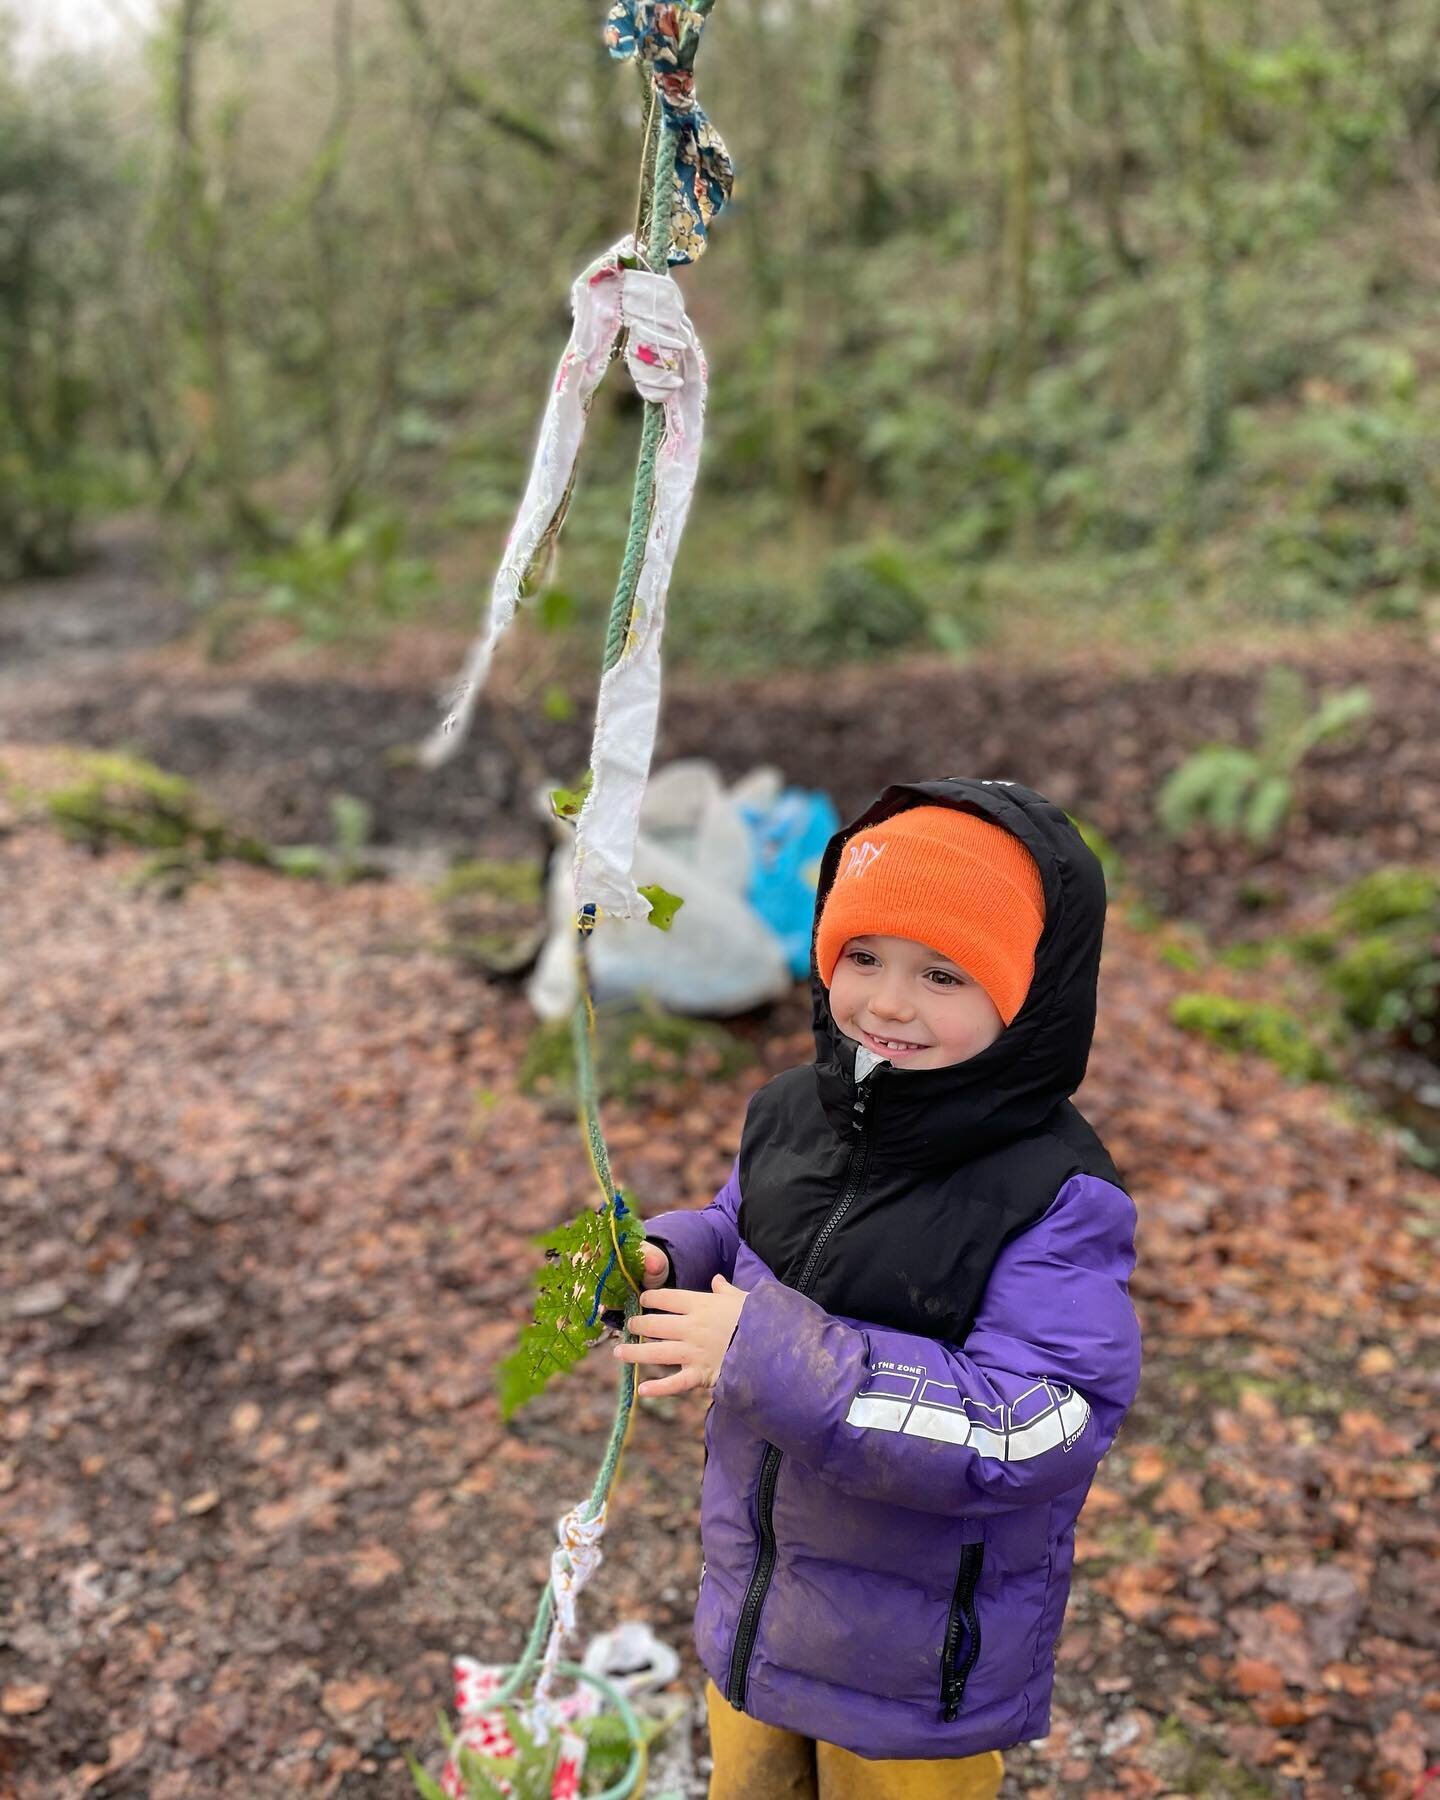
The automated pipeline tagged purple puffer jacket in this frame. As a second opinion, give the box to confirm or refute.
[649,1162,1139,1760]
[645,778,1143,1761]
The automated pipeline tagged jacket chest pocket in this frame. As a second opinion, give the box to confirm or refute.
[940,1542,985,1721]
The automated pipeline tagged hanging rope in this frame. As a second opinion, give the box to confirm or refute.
[416,7,731,1797]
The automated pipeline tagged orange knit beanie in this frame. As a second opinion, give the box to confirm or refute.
[815,806,1046,1025]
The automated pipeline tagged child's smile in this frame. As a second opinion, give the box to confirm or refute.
[828,934,1006,1071]
[854,1024,931,1059]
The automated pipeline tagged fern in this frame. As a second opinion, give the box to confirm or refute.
[1157,745,1256,839]
[1157,672,1372,846]
[496,1195,648,1419]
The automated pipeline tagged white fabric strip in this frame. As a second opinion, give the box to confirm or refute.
[420,241,708,925]
[418,236,635,770]
[575,269,707,919]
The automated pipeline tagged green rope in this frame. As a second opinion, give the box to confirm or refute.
[463,18,714,1796]
[482,941,650,1789]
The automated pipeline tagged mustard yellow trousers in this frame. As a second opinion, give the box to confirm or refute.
[705,1680,1005,1800]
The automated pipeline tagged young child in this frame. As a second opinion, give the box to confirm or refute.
[616,778,1142,1800]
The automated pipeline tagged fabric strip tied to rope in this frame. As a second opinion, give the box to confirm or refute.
[603,1,734,265]
[531,1499,610,1733]
[419,234,708,923]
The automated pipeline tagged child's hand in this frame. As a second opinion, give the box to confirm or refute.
[639,1243,671,1289]
[613,1276,748,1397]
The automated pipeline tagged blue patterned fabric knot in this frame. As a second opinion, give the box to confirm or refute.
[602,1,734,266]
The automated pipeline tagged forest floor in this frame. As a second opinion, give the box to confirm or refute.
[1,527,1438,1800]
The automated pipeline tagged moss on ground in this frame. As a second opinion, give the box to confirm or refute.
[1170,992,1333,1081]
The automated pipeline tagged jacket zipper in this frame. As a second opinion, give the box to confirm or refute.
[725,1074,877,1711]
[941,1542,985,1720]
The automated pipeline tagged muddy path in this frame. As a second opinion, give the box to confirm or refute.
[0,520,192,698]
[2,530,1437,938]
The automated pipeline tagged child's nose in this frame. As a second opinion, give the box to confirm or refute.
[872,984,916,1021]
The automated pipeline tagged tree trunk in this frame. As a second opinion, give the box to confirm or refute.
[832,0,889,243]
[1181,0,1233,480]
[166,0,272,543]
[1001,0,1035,400]
[1097,0,1145,276]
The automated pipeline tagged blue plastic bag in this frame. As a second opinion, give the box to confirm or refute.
[739,788,841,980]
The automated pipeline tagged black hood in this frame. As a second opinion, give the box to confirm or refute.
[809,777,1107,1165]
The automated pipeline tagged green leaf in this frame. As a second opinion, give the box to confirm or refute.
[403,1749,450,1800]
[1156,746,1257,838]
[550,769,594,821]
[1208,757,1254,837]
[1306,684,1373,747]
[495,1196,647,1417]
[639,884,685,930]
[455,1745,519,1800]
[1244,774,1292,845]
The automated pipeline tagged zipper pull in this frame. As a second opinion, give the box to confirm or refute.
[851,1061,882,1120]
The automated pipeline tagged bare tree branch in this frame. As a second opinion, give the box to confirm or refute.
[388,0,581,165]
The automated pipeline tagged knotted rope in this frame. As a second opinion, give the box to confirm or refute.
[421,8,730,1795]
[602,1,733,267]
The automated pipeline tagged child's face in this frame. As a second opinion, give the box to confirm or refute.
[827,934,1007,1070]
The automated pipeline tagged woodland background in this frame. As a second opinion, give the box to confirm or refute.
[1,2,1438,1797]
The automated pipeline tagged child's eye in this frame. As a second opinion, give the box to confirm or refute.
[847,950,878,968]
[927,970,963,987]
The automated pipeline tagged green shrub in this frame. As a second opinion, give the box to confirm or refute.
[808,540,931,657]
[1321,867,1440,1049]
[1157,666,1372,845]
[1332,866,1440,933]
[237,512,435,647]
[1274,867,1440,1058]
[1170,992,1332,1080]
[1327,934,1439,1044]
[666,573,815,673]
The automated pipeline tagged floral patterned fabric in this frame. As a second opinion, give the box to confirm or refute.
[602,1,733,265]
[441,1658,596,1799]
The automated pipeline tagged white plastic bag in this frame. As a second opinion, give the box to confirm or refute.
[527,759,792,1019]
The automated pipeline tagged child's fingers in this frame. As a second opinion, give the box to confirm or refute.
[640,1245,670,1289]
[636,1287,695,1313]
[625,1311,690,1339]
[636,1367,704,1398]
[615,1338,693,1365]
